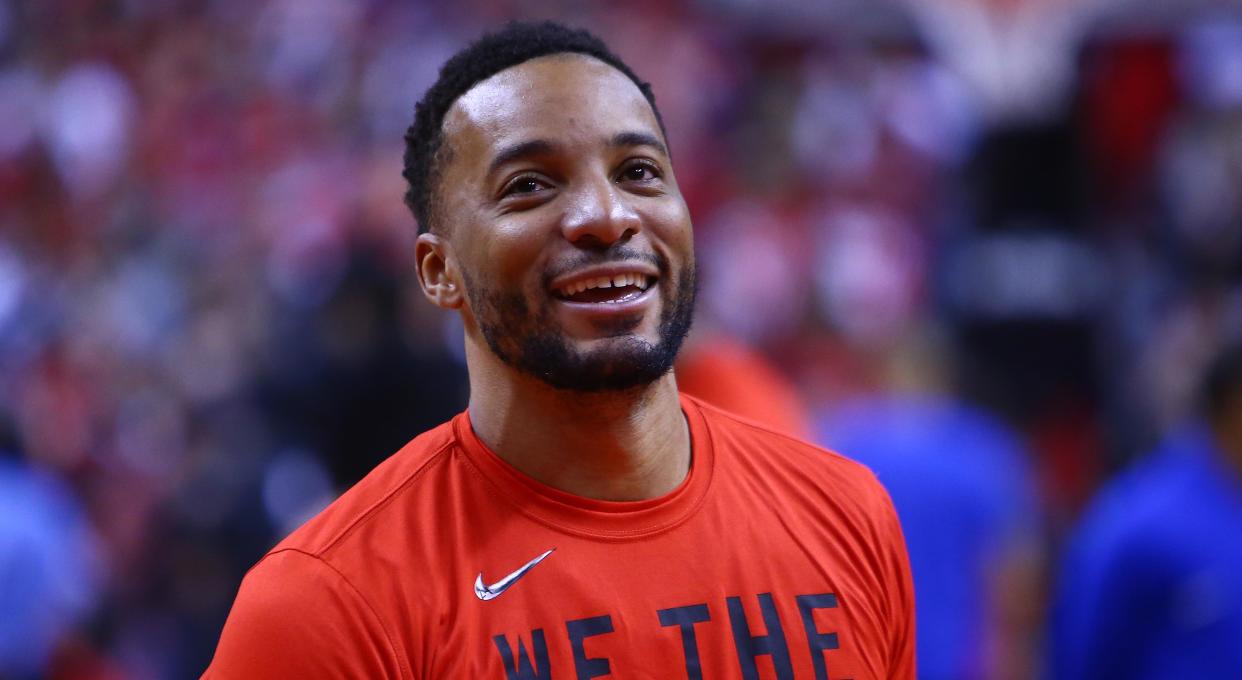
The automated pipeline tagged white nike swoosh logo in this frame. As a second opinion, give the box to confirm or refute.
[474,548,555,601]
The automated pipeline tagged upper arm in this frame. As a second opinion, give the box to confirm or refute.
[203,550,408,680]
[872,480,917,680]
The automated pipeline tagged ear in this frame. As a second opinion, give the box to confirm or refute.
[415,232,464,310]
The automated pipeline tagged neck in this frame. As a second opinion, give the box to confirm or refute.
[464,341,690,502]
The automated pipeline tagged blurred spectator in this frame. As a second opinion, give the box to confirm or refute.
[0,450,101,679]
[1049,341,1242,679]
[819,335,1042,680]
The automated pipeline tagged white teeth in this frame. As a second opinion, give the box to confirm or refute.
[556,273,653,297]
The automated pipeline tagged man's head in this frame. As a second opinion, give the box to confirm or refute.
[402,22,666,235]
[406,22,695,393]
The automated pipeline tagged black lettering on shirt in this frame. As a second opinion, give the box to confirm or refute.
[493,629,552,680]
[796,593,841,680]
[658,603,712,680]
[566,614,614,680]
[726,593,794,680]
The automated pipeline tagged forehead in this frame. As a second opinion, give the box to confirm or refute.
[442,54,662,166]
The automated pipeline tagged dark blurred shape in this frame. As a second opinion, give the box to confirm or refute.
[1050,342,1242,679]
[258,245,468,489]
[948,117,1109,525]
[969,123,1089,234]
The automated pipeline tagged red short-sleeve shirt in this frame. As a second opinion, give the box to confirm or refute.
[205,395,915,679]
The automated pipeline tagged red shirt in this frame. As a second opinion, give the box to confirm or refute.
[205,395,915,679]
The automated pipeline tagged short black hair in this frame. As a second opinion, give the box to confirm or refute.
[401,21,666,234]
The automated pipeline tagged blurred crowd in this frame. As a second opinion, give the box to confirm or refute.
[3,0,1242,677]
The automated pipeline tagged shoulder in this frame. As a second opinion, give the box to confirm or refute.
[272,417,461,558]
[1058,428,1227,607]
[690,395,887,496]
[690,398,917,674]
[205,549,408,679]
[688,395,901,542]
[204,420,468,679]
[1081,428,1214,542]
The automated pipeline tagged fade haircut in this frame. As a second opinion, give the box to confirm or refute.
[401,21,666,234]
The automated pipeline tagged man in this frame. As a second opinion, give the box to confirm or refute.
[1050,342,1242,679]
[206,21,914,679]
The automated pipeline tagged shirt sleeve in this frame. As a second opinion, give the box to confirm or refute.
[203,549,407,680]
[876,483,917,680]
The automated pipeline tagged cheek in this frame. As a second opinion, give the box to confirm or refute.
[644,201,694,254]
[438,174,547,287]
[476,218,552,286]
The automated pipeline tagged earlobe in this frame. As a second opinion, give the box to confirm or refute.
[415,233,464,310]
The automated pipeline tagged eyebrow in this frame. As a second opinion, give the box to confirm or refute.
[611,131,668,157]
[487,139,561,177]
[486,131,669,177]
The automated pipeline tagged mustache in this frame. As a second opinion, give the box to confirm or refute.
[542,247,667,285]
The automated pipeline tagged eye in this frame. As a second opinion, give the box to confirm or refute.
[501,175,549,197]
[618,160,661,183]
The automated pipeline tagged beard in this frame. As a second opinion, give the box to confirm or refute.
[463,252,696,393]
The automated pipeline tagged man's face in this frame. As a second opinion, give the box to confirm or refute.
[433,54,695,392]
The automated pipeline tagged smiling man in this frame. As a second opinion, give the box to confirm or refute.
[206,22,914,679]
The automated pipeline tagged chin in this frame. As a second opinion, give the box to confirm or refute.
[470,261,696,393]
[515,334,677,393]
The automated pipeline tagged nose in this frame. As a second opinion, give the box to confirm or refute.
[560,177,641,248]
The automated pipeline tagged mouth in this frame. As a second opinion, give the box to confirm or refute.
[552,272,657,305]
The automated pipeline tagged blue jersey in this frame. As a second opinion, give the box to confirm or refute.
[1050,426,1242,679]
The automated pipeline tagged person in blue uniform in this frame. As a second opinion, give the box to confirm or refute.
[1050,342,1242,679]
